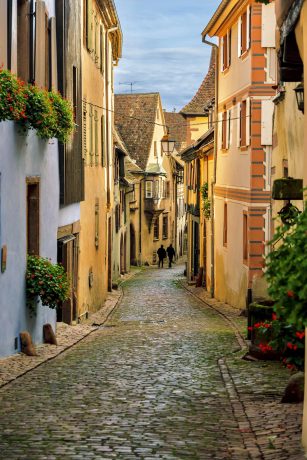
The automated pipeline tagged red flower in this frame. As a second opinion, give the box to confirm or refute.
[287,290,295,298]
[248,326,253,331]
[295,331,305,340]
[287,342,294,350]
[272,313,277,321]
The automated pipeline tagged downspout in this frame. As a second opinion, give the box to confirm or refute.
[202,36,218,299]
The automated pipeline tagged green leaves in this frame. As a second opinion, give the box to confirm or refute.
[26,256,70,314]
[0,69,74,141]
[200,182,211,219]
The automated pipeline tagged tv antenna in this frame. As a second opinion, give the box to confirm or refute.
[118,81,142,94]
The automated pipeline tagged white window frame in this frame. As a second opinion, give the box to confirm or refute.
[145,180,153,198]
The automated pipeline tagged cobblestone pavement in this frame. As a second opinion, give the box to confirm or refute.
[0,266,305,459]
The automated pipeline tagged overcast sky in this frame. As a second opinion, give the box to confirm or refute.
[114,0,220,112]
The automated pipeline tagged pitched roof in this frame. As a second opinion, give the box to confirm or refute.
[115,93,160,170]
[180,48,216,116]
[164,111,188,153]
[113,127,128,156]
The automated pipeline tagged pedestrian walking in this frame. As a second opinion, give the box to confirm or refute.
[166,244,175,268]
[157,245,167,268]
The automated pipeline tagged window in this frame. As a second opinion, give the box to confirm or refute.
[162,215,168,239]
[223,203,227,247]
[86,0,93,52]
[153,180,160,199]
[221,29,231,70]
[100,24,104,74]
[238,7,250,57]
[27,179,40,256]
[243,212,248,262]
[114,155,119,182]
[82,101,87,160]
[145,181,153,198]
[89,104,93,165]
[153,218,159,240]
[115,204,120,233]
[166,181,170,198]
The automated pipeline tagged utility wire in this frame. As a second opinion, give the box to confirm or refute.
[82,99,250,129]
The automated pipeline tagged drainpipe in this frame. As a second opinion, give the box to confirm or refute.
[202,36,218,299]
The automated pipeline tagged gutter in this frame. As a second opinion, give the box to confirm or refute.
[202,36,218,299]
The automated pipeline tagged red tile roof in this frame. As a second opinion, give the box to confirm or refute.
[115,93,160,170]
[164,111,188,153]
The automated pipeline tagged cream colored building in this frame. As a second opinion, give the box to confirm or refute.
[78,0,122,319]
[203,0,276,309]
[115,93,176,266]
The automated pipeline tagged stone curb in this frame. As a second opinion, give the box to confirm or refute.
[0,269,141,390]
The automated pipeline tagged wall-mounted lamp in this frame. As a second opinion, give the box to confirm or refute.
[294,81,304,114]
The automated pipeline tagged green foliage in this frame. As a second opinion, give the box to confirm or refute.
[266,204,307,329]
[0,69,74,141]
[200,182,211,219]
[0,69,27,122]
[21,85,56,139]
[48,91,74,143]
[26,256,70,315]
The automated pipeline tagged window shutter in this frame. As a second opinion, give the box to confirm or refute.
[17,0,31,82]
[261,99,274,145]
[86,0,93,52]
[237,16,242,57]
[226,110,230,149]
[27,182,40,256]
[246,97,251,146]
[50,17,57,90]
[95,198,99,248]
[94,110,98,165]
[236,103,241,147]
[166,181,170,198]
[247,6,251,50]
[227,29,231,67]
[261,3,276,48]
[101,114,106,166]
[229,109,233,147]
[220,37,224,71]
[35,0,47,88]
[89,104,93,166]
[0,2,8,68]
[82,101,87,161]
[218,112,223,150]
[100,23,104,74]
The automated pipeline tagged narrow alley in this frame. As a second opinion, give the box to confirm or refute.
[0,267,304,460]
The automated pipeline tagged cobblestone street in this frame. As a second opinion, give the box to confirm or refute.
[0,267,304,460]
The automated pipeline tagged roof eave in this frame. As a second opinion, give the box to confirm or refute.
[202,0,241,37]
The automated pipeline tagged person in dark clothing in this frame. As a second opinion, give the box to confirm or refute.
[166,244,175,268]
[157,245,167,268]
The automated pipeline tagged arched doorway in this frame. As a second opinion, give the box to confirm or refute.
[130,224,136,265]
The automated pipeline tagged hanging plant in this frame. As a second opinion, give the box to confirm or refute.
[0,69,27,122]
[21,85,56,139]
[26,256,70,316]
[200,182,211,219]
[48,91,74,143]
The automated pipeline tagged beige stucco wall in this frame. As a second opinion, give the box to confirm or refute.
[78,2,114,316]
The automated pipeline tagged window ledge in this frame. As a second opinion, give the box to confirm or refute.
[239,49,249,61]
[221,66,230,75]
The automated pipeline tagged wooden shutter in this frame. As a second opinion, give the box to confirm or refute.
[94,109,98,165]
[228,109,233,147]
[50,17,57,90]
[17,0,31,82]
[227,28,232,67]
[261,99,274,145]
[100,23,104,74]
[243,212,248,262]
[0,1,8,68]
[237,16,242,57]
[246,97,251,146]
[222,111,227,149]
[166,181,170,198]
[27,181,40,256]
[241,100,247,147]
[261,3,276,48]
[89,104,93,166]
[220,37,224,71]
[247,5,251,50]
[223,34,227,70]
[236,103,241,147]
[101,114,106,166]
[86,0,93,52]
[82,101,87,161]
[223,203,227,247]
[241,11,247,54]
[35,0,47,88]
[218,112,223,150]
[95,198,99,248]
[226,110,230,149]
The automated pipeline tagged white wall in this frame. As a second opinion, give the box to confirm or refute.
[0,122,58,357]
